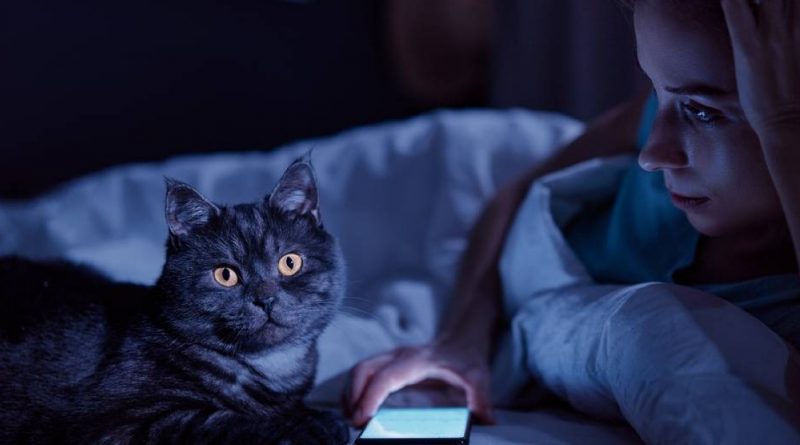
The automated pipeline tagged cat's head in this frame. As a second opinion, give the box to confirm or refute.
[156,157,344,354]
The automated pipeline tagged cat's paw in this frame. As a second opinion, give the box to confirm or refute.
[277,409,349,445]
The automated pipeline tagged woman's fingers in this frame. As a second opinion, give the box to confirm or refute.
[347,351,397,412]
[464,371,496,424]
[721,0,757,51]
[723,0,792,47]
[351,362,496,427]
[345,345,496,427]
[351,356,430,426]
[723,0,800,130]
[721,0,759,82]
[434,367,495,424]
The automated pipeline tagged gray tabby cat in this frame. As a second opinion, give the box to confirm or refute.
[0,157,349,444]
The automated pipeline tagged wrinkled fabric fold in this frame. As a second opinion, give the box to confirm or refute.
[494,157,800,444]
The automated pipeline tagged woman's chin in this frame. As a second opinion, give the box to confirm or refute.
[686,210,770,239]
[685,212,728,238]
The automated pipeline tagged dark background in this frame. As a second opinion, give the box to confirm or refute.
[0,0,645,199]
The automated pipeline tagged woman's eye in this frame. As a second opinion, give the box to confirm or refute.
[278,253,303,277]
[213,266,239,287]
[681,101,721,124]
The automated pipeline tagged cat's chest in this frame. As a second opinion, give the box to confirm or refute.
[193,343,314,407]
[242,343,313,391]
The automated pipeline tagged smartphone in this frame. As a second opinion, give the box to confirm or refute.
[354,407,471,444]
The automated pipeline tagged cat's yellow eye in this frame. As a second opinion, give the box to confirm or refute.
[278,253,303,277]
[213,267,239,287]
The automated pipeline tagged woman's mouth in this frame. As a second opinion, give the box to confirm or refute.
[669,192,710,210]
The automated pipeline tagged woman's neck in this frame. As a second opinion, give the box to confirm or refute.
[677,223,798,284]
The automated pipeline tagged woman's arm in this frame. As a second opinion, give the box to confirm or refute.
[759,129,800,269]
[721,0,800,271]
[438,90,650,351]
[345,90,650,426]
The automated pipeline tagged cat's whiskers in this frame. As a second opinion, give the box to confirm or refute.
[339,296,375,305]
[297,299,380,322]
[322,317,361,337]
[336,306,380,321]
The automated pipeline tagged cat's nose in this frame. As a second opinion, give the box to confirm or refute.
[254,296,277,314]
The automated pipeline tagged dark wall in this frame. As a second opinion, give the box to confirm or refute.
[490,0,646,120]
[0,0,411,198]
[0,1,644,200]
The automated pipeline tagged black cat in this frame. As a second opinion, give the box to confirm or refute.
[0,158,349,444]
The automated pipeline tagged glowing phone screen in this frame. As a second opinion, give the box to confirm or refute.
[358,407,470,440]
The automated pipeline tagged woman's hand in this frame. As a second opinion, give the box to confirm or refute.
[343,341,495,427]
[722,0,800,136]
[723,0,800,269]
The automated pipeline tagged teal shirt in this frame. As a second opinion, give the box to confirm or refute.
[564,93,800,346]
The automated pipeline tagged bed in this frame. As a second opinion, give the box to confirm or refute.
[2,109,797,444]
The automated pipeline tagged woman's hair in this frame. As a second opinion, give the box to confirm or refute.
[618,0,729,35]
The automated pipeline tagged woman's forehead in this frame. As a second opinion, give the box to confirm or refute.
[634,1,737,93]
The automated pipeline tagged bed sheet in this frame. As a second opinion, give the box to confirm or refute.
[1,109,647,443]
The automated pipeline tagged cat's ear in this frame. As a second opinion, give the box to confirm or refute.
[267,156,321,226]
[164,178,220,237]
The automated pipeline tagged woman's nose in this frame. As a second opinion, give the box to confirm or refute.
[637,112,689,172]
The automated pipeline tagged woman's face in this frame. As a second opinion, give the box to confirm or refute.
[634,2,785,238]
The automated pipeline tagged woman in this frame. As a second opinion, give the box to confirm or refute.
[346,0,800,432]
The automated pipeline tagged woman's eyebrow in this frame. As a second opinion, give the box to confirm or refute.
[665,84,735,97]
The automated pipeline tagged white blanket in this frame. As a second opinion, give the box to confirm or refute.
[6,109,798,444]
[496,156,800,444]
[0,109,581,387]
[3,110,646,444]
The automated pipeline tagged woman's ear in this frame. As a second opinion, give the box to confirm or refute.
[164,178,220,237]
